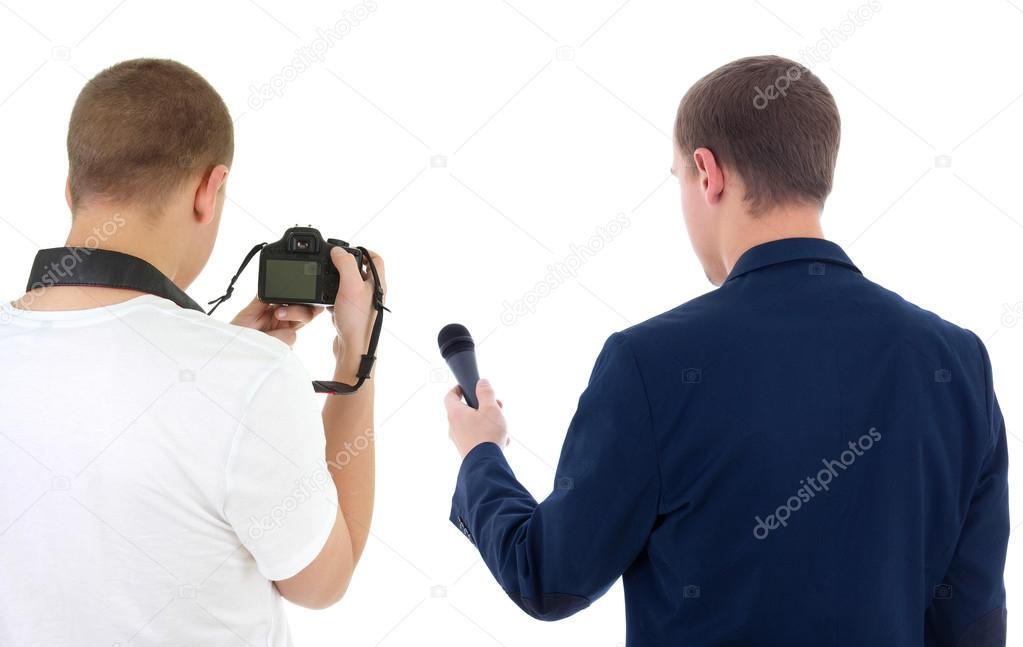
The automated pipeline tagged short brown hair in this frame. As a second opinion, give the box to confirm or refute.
[67,58,234,213]
[674,55,840,214]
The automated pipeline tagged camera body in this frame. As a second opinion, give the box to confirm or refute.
[258,227,363,305]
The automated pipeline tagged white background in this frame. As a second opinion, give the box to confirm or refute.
[1,0,1021,645]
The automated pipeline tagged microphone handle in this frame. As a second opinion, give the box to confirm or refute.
[447,350,480,409]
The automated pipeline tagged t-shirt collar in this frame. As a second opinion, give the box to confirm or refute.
[724,237,860,283]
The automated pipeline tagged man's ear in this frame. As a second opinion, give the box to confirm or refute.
[193,164,230,224]
[692,147,725,206]
[65,176,72,210]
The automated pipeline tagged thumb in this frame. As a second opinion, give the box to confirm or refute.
[330,246,346,265]
[475,378,497,408]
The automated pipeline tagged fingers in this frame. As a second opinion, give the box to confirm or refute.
[274,305,323,325]
[446,383,502,413]
[475,378,498,409]
[227,297,322,347]
[331,247,369,313]
[330,246,362,281]
[329,246,357,273]
[235,296,266,316]
[444,385,464,415]
[230,297,271,328]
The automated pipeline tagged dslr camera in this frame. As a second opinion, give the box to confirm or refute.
[258,226,365,306]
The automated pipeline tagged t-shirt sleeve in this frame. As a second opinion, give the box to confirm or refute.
[222,350,339,581]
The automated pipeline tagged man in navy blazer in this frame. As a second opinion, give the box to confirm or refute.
[442,55,1008,646]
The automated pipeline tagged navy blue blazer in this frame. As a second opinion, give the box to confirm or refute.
[450,238,1008,646]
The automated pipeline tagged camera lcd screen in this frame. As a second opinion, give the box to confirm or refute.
[264,260,319,301]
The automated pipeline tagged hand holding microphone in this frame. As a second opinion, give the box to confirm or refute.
[438,323,509,458]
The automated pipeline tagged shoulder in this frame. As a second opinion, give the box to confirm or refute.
[149,302,290,357]
[855,276,983,358]
[615,288,733,355]
[614,276,986,377]
[127,299,304,389]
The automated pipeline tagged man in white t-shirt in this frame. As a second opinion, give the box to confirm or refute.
[0,59,384,646]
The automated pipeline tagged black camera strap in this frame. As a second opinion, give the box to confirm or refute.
[26,248,206,313]
[206,242,387,395]
[206,242,266,316]
[27,245,386,396]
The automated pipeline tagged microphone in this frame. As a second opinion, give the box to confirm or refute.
[437,323,480,409]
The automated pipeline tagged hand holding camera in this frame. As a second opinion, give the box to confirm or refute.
[229,298,324,349]
[328,245,386,381]
[215,226,386,394]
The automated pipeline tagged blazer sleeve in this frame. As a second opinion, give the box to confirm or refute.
[449,332,661,620]
[925,335,1009,646]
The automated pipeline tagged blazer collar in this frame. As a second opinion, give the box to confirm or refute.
[725,237,860,283]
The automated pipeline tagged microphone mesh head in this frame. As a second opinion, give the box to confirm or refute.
[438,323,475,360]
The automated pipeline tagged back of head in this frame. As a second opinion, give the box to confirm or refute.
[675,55,840,215]
[67,58,234,215]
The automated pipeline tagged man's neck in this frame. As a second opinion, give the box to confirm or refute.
[719,204,825,279]
[14,208,188,312]
[66,212,184,281]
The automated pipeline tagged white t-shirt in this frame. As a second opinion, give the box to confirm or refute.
[0,294,338,647]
